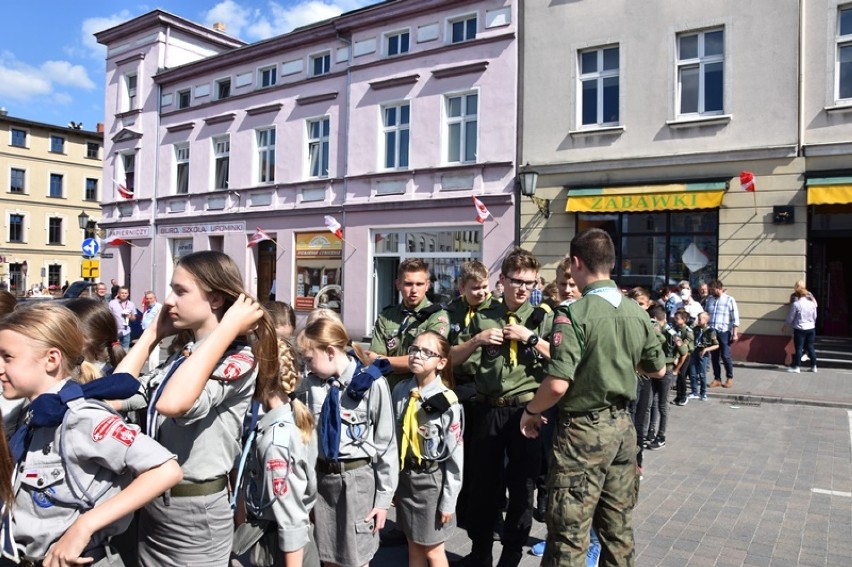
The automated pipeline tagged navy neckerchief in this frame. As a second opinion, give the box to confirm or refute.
[9,372,141,462]
[318,356,392,462]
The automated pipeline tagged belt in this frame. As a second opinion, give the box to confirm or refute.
[316,458,371,474]
[403,459,440,473]
[19,545,111,567]
[170,476,229,498]
[564,400,629,419]
[473,391,536,407]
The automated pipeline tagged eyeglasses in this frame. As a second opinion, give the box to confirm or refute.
[507,277,537,290]
[407,345,440,360]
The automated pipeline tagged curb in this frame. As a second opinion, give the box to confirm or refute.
[706,391,852,410]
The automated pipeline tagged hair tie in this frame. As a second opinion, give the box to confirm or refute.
[76,356,85,366]
[111,341,120,347]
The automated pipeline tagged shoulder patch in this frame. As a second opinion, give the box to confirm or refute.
[110,423,138,446]
[551,331,562,346]
[92,415,121,442]
[212,351,256,382]
[554,315,571,325]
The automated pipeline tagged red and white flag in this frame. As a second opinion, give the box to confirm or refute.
[247,228,273,248]
[324,215,343,239]
[101,235,128,247]
[473,196,491,224]
[740,171,755,192]
[114,179,134,199]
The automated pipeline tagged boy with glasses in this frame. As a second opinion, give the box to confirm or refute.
[455,248,553,567]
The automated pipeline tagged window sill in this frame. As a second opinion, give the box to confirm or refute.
[666,114,731,129]
[115,108,142,119]
[9,144,28,149]
[569,125,625,137]
[824,102,852,114]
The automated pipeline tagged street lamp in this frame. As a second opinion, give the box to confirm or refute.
[517,163,550,219]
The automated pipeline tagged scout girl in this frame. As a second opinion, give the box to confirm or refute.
[65,298,127,380]
[297,317,398,567]
[0,303,182,566]
[234,337,317,567]
[115,250,277,566]
[392,331,463,567]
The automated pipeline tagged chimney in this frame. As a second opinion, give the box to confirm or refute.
[213,22,226,32]
[97,122,104,133]
[0,107,7,117]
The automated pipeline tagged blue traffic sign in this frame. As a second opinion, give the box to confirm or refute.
[82,238,100,257]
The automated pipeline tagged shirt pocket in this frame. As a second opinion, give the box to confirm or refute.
[18,454,67,507]
[418,421,444,459]
[340,408,370,444]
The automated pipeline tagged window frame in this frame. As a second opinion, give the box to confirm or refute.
[578,45,621,128]
[124,73,138,112]
[48,217,63,245]
[86,142,100,159]
[49,173,64,199]
[836,7,852,101]
[48,264,62,289]
[175,143,190,194]
[215,77,232,100]
[85,178,98,201]
[309,52,332,77]
[307,117,331,179]
[385,29,411,57]
[676,27,725,117]
[256,127,276,184]
[9,168,25,194]
[8,213,25,243]
[50,135,65,154]
[122,152,136,197]
[10,128,27,148]
[381,101,411,170]
[213,135,230,190]
[448,14,477,44]
[176,89,191,110]
[444,91,479,164]
[258,65,277,89]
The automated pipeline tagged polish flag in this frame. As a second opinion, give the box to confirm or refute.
[740,171,756,192]
[247,228,273,248]
[473,196,491,224]
[101,235,128,247]
[114,179,134,199]
[325,215,343,239]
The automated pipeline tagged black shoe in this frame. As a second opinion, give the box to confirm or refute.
[496,549,523,567]
[533,489,547,523]
[649,438,666,450]
[493,514,504,541]
[451,552,491,567]
[379,526,407,547]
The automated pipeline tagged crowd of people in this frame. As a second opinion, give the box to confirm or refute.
[0,234,817,567]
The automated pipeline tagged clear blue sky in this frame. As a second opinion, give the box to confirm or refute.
[0,0,372,131]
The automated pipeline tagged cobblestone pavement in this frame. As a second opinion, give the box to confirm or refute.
[372,364,852,566]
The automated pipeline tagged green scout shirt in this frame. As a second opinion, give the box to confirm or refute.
[658,323,689,367]
[468,298,553,398]
[676,324,695,354]
[547,280,665,413]
[446,294,494,382]
[370,297,449,382]
[693,325,718,350]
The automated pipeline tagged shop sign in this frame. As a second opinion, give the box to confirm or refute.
[295,232,342,258]
[108,226,151,239]
[158,222,246,235]
[567,182,728,213]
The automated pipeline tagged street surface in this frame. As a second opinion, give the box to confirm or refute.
[372,364,852,566]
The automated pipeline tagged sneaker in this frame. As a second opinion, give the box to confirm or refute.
[787,367,800,373]
[648,438,666,450]
[700,394,708,401]
[531,541,546,557]
[637,465,644,481]
[587,537,601,567]
[687,393,699,400]
[675,398,688,406]
[811,366,818,373]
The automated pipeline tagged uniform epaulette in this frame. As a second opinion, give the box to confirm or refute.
[414,303,446,321]
[526,303,553,329]
[419,390,459,414]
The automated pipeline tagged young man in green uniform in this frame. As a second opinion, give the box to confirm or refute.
[448,260,495,402]
[366,258,449,389]
[455,248,553,567]
[520,228,665,567]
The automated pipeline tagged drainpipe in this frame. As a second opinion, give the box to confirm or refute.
[151,30,167,293]
[514,0,524,247]
[798,0,805,157]
[337,30,353,320]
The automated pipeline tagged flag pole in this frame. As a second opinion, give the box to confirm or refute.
[752,188,757,214]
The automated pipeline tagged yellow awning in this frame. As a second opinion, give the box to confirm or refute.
[806,177,852,205]
[566,182,728,213]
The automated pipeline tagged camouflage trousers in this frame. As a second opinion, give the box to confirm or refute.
[542,406,639,567]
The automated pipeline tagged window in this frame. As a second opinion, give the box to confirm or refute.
[259,65,277,88]
[579,46,620,127]
[257,128,276,183]
[578,211,718,293]
[837,7,852,99]
[216,78,231,99]
[382,102,410,169]
[310,53,331,77]
[8,214,24,242]
[213,136,230,190]
[49,174,63,198]
[446,93,478,163]
[10,128,26,147]
[50,135,65,154]
[123,153,136,196]
[177,89,191,109]
[85,178,98,201]
[48,217,63,245]
[48,265,61,289]
[307,118,330,178]
[450,15,477,43]
[386,30,410,56]
[10,168,25,194]
[86,142,99,159]
[677,28,724,116]
[125,74,138,111]
[175,144,190,194]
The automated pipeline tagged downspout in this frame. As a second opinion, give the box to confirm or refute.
[514,0,524,246]
[798,0,805,157]
[337,30,352,322]
[151,27,169,291]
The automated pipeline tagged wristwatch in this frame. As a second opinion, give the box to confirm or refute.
[526,333,539,347]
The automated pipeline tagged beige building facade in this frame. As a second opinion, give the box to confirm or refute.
[1,112,103,294]
[520,0,852,364]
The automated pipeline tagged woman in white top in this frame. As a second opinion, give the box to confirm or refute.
[783,280,818,373]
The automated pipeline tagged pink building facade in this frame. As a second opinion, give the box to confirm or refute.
[96,0,519,339]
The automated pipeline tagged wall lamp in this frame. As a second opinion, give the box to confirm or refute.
[517,163,550,218]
